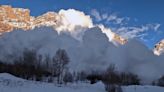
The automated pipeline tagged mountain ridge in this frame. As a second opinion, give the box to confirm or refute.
[0,5,127,45]
[1,5,163,54]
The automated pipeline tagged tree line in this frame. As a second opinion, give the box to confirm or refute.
[0,48,164,92]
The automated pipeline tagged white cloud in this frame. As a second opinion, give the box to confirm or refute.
[153,23,161,31]
[107,14,125,24]
[90,9,129,25]
[115,23,161,39]
[102,13,108,20]
[90,9,102,21]
[90,9,162,45]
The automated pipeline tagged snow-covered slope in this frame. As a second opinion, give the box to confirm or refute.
[123,85,164,92]
[0,73,106,92]
[0,73,164,92]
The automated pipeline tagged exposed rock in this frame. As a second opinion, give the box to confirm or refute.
[154,39,164,55]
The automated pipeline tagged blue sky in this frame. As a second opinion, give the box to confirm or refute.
[0,0,163,48]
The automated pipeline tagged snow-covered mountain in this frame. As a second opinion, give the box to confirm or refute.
[154,39,164,55]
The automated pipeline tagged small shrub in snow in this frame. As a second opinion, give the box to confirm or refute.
[120,72,140,85]
[63,70,73,84]
[86,73,102,84]
[76,71,88,81]
[105,84,123,92]
[102,64,121,85]
[157,76,164,87]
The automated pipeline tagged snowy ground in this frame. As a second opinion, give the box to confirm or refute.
[0,73,164,92]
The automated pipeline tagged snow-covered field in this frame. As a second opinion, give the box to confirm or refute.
[0,73,164,92]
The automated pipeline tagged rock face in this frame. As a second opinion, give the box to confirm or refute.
[0,5,126,44]
[113,34,127,45]
[0,5,58,33]
[34,12,58,28]
[154,39,164,55]
[0,5,32,33]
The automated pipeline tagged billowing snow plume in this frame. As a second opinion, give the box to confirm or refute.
[54,9,120,43]
[56,9,93,32]
[97,24,114,41]
[0,27,164,84]
[53,9,94,40]
[54,9,116,42]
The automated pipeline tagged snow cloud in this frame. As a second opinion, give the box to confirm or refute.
[57,9,93,32]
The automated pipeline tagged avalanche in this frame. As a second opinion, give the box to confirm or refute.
[0,26,163,84]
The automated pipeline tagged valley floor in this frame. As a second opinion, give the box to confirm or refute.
[0,73,164,92]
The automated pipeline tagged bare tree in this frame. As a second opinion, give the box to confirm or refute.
[52,49,70,84]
